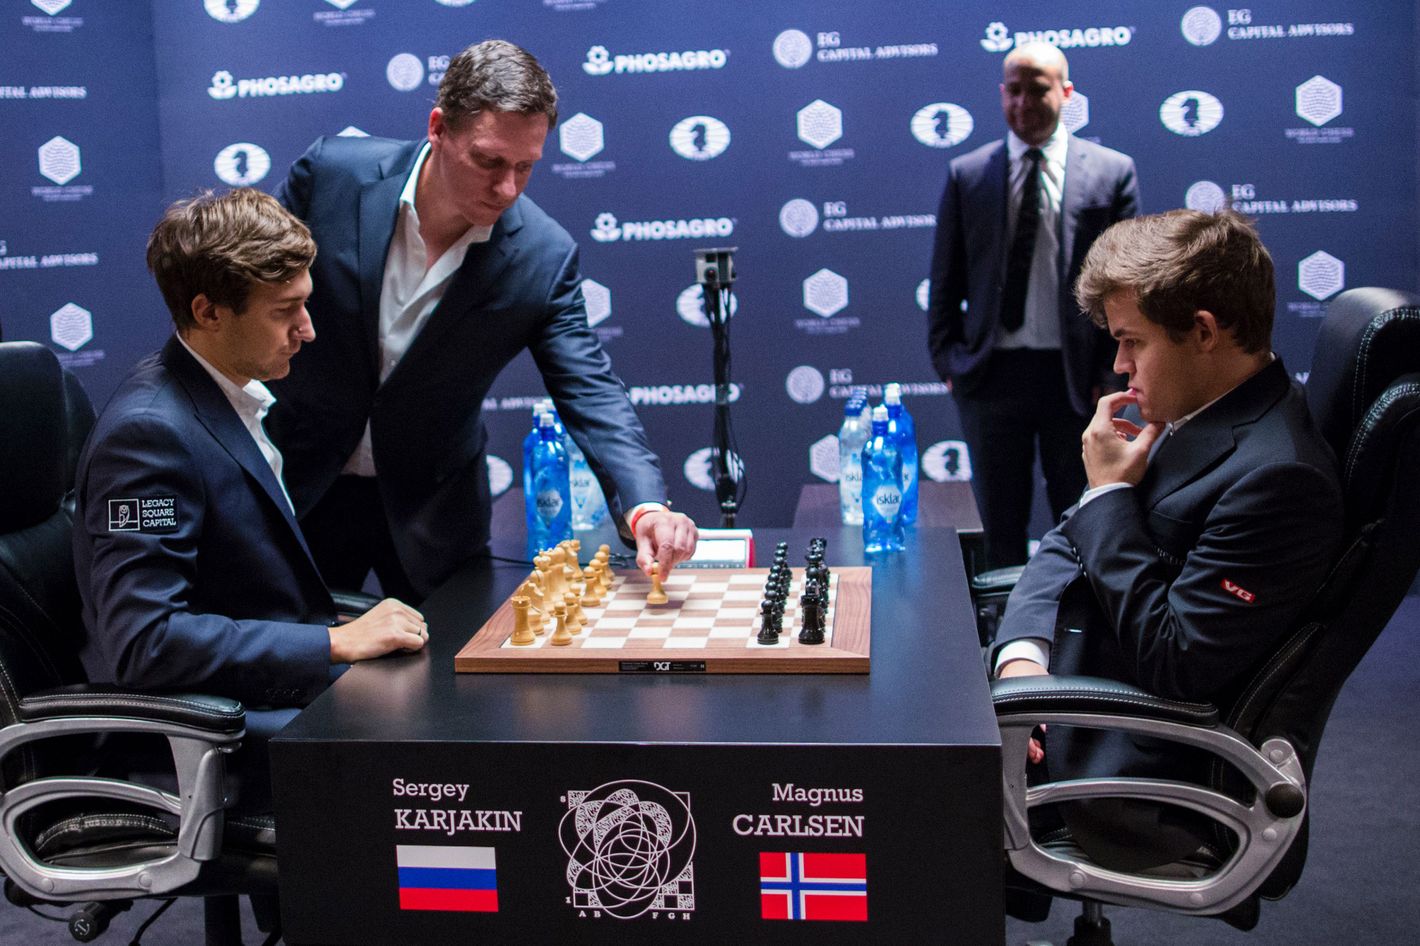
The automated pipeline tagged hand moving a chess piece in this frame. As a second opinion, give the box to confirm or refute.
[630,505,700,579]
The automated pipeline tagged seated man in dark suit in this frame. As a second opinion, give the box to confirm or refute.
[993,210,1345,869]
[73,188,427,802]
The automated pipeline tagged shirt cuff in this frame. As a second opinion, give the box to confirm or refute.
[994,638,1051,676]
[1078,482,1133,507]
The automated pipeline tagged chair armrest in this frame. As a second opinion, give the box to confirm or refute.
[17,685,244,734]
[971,564,1025,596]
[0,684,246,902]
[331,588,381,616]
[992,674,1306,916]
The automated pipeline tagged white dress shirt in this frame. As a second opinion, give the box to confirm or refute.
[996,124,1069,351]
[343,142,493,476]
[177,334,295,514]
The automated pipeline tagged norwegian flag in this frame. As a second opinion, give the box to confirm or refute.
[759,852,867,922]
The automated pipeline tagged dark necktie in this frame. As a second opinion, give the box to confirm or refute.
[999,147,1044,333]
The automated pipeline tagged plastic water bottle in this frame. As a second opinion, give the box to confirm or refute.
[566,432,608,531]
[837,395,869,525]
[884,383,919,525]
[528,413,572,557]
[521,401,550,520]
[861,404,906,554]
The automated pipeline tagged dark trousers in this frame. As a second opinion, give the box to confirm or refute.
[301,474,420,604]
[955,348,1089,570]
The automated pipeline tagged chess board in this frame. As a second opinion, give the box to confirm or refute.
[454,566,871,674]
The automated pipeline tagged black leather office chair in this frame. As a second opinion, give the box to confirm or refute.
[0,341,279,944]
[990,288,1420,944]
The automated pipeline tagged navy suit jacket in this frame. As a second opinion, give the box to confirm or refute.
[995,359,1344,864]
[74,337,336,708]
[270,136,666,596]
[927,135,1139,416]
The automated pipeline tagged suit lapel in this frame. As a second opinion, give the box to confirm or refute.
[393,198,523,373]
[357,145,420,373]
[1058,135,1089,282]
[162,338,321,571]
[1140,359,1291,504]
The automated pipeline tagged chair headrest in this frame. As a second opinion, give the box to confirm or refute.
[0,342,68,531]
[1306,288,1420,461]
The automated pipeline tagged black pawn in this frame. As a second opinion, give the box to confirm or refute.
[757,598,781,644]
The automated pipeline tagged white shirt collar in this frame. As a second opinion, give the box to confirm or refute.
[176,332,276,420]
[1006,122,1069,167]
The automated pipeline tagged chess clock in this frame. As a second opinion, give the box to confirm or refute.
[683,528,755,568]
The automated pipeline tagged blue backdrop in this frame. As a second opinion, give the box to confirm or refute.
[2,0,1412,529]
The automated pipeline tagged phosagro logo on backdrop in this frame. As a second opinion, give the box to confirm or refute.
[208,69,344,101]
[583,44,728,77]
[213,143,271,186]
[205,0,259,22]
[979,20,1133,53]
[589,212,733,244]
[669,116,731,161]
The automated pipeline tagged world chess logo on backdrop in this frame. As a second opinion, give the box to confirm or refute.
[1160,91,1223,136]
[683,448,743,491]
[486,456,513,497]
[50,302,91,352]
[581,278,612,327]
[779,199,819,238]
[916,278,930,312]
[808,436,839,482]
[1298,251,1344,301]
[1185,180,1227,213]
[1061,90,1089,133]
[773,30,813,68]
[31,0,70,14]
[22,0,81,31]
[803,269,848,319]
[670,116,731,161]
[910,103,973,149]
[213,143,271,186]
[1181,7,1223,46]
[559,113,604,162]
[582,44,728,77]
[323,0,358,9]
[797,101,843,150]
[676,284,737,328]
[922,440,973,483]
[786,366,826,405]
[588,212,733,244]
[979,20,1133,54]
[205,0,258,22]
[1295,76,1342,126]
[37,136,80,185]
[338,125,369,137]
[980,21,1012,52]
[387,54,425,92]
[315,0,374,26]
[435,0,477,6]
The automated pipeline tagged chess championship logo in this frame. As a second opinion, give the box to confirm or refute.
[922,440,973,483]
[486,456,513,497]
[37,136,80,185]
[779,199,819,238]
[803,269,849,318]
[910,103,973,149]
[684,448,743,491]
[580,278,611,327]
[1061,90,1090,133]
[1295,75,1342,126]
[213,142,271,186]
[1181,6,1223,46]
[559,113,605,162]
[676,284,738,328]
[772,29,813,69]
[1185,180,1228,213]
[669,116,731,161]
[797,100,843,150]
[50,302,92,351]
[205,0,259,22]
[916,278,930,312]
[559,780,696,920]
[1159,90,1224,136]
[1298,251,1345,301]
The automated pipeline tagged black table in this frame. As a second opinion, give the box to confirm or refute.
[272,526,1003,944]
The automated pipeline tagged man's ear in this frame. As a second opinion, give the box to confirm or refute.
[190,294,221,330]
[1193,309,1220,351]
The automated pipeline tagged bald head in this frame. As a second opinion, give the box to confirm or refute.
[1000,42,1072,146]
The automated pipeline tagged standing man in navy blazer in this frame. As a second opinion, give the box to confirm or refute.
[75,189,428,798]
[928,42,1139,569]
[993,210,1344,870]
[270,40,697,601]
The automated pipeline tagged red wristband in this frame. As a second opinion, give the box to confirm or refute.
[629,505,662,535]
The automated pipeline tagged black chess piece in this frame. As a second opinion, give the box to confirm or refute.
[757,597,780,645]
[798,578,825,645]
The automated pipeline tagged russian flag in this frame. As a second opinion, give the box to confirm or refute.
[759,851,867,922]
[396,845,498,912]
